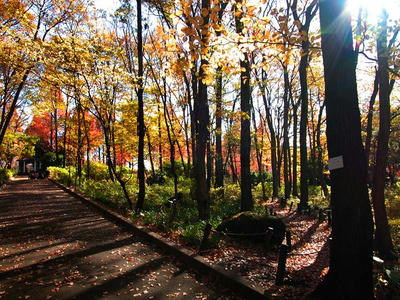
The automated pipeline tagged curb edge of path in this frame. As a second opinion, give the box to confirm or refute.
[48,178,271,300]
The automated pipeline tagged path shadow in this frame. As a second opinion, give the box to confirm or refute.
[0,239,74,260]
[288,238,330,286]
[0,236,138,280]
[292,220,323,250]
[67,257,170,299]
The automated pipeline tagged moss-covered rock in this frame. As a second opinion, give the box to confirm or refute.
[216,211,286,245]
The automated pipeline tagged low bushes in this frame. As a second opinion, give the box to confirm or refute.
[216,211,286,245]
[80,179,137,209]
[83,162,110,181]
[0,168,17,186]
[48,166,75,186]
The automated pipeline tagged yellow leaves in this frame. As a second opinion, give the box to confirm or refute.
[234,10,242,17]
[246,4,257,16]
[200,64,214,86]
[240,111,251,120]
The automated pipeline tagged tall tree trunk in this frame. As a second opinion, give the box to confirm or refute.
[235,6,253,211]
[215,66,224,189]
[54,108,58,164]
[50,114,54,151]
[206,138,213,191]
[313,0,374,297]
[194,76,210,219]
[298,52,309,212]
[192,0,211,220]
[86,135,90,180]
[316,99,328,197]
[364,69,379,168]
[283,66,291,200]
[290,0,318,212]
[158,101,163,171]
[253,107,267,202]
[62,95,69,168]
[265,104,279,198]
[76,99,83,183]
[83,115,91,180]
[292,100,299,197]
[309,105,318,185]
[136,0,146,211]
[0,71,29,146]
[104,127,133,209]
[169,109,187,174]
[238,53,253,210]
[214,3,227,189]
[186,72,196,168]
[161,91,178,202]
[182,103,191,173]
[371,10,396,259]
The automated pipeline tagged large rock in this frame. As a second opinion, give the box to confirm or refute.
[216,211,286,245]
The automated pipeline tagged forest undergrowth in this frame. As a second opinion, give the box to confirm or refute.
[47,165,400,298]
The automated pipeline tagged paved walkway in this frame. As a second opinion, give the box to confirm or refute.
[0,178,238,299]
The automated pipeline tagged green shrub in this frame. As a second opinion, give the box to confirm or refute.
[175,206,199,226]
[146,170,166,185]
[146,180,176,208]
[389,219,400,254]
[163,160,188,178]
[180,221,220,247]
[80,179,136,209]
[308,185,330,209]
[41,152,60,168]
[83,162,110,181]
[135,210,169,231]
[145,176,193,209]
[48,166,75,186]
[250,170,273,186]
[222,183,241,202]
[252,182,274,204]
[0,168,17,185]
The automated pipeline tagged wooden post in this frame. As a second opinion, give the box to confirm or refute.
[286,230,292,251]
[318,209,324,222]
[265,227,274,250]
[327,209,332,226]
[199,223,212,252]
[276,244,288,285]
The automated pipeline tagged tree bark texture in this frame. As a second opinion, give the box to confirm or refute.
[283,66,291,200]
[364,70,379,168]
[314,1,374,298]
[193,0,211,220]
[292,101,299,197]
[135,0,146,212]
[371,11,396,259]
[215,67,224,189]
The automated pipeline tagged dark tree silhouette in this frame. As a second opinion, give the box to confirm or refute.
[372,10,396,259]
[312,0,374,298]
[135,0,146,211]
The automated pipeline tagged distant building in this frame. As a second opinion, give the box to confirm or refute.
[18,158,42,174]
